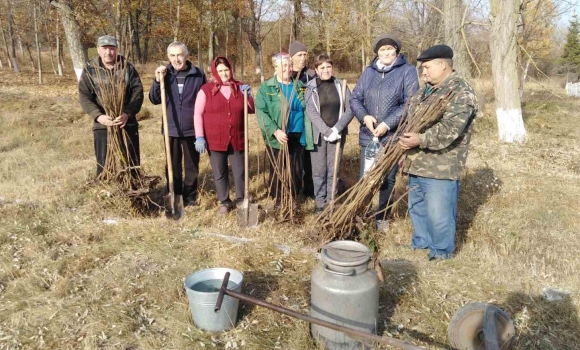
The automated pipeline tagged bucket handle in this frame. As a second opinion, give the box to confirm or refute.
[323,264,355,276]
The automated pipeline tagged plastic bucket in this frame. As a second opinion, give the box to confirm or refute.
[184,268,243,332]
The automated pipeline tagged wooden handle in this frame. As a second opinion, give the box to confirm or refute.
[330,79,347,203]
[159,71,174,191]
[244,89,249,201]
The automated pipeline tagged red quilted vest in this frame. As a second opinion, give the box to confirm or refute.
[201,84,248,151]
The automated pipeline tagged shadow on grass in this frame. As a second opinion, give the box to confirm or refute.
[456,166,502,251]
[237,270,280,319]
[378,258,449,348]
[503,292,580,350]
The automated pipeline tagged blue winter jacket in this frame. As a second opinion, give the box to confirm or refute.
[350,54,418,147]
[149,61,206,137]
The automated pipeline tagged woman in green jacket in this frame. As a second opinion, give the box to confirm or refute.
[255,52,313,202]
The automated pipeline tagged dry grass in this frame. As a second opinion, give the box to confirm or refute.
[0,68,579,350]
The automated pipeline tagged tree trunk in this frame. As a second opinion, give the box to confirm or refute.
[490,0,526,142]
[223,12,229,57]
[50,0,88,81]
[207,23,215,68]
[34,5,42,83]
[56,34,63,76]
[0,17,12,69]
[25,44,35,70]
[443,0,471,78]
[292,0,302,40]
[238,17,244,79]
[115,0,121,42]
[4,0,20,73]
[45,10,57,75]
[519,56,531,101]
[258,43,264,83]
[173,0,181,42]
[143,0,151,63]
[131,10,142,64]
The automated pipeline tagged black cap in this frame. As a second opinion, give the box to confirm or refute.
[373,34,402,54]
[417,44,453,61]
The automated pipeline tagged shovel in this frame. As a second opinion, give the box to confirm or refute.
[329,79,347,210]
[237,89,259,227]
[159,71,183,220]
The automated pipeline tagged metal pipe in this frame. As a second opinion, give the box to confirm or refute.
[215,272,426,350]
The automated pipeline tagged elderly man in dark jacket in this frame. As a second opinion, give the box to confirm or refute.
[149,42,206,207]
[79,35,144,178]
[350,34,418,232]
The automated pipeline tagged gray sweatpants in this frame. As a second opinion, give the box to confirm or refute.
[310,137,345,209]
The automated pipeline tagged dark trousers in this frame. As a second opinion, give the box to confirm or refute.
[208,144,245,205]
[165,136,200,203]
[94,126,140,177]
[358,148,398,220]
[266,133,304,200]
[302,150,314,196]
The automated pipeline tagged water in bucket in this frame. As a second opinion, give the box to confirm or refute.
[184,268,244,332]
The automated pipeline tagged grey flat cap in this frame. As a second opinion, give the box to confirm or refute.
[97,35,117,47]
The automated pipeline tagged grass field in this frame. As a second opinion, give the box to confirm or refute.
[0,65,579,350]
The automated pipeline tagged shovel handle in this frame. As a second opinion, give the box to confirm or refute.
[159,71,175,190]
[330,79,347,204]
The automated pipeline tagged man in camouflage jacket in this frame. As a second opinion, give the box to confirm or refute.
[399,45,478,260]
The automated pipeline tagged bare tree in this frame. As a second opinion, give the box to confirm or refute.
[173,0,181,42]
[489,0,526,142]
[443,0,471,77]
[50,0,88,81]
[245,0,277,82]
[33,3,42,83]
[0,17,13,69]
[292,0,303,40]
[4,0,20,72]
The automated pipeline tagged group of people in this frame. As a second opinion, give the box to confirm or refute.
[79,33,478,261]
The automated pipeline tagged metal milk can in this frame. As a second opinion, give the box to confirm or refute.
[311,241,380,350]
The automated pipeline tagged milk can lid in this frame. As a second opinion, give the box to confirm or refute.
[320,241,371,267]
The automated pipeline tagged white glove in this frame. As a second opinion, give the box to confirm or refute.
[327,127,341,142]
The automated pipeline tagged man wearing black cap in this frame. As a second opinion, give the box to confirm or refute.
[398,44,478,261]
[79,35,144,178]
[289,41,317,197]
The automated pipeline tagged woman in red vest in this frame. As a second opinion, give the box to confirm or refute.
[194,56,254,215]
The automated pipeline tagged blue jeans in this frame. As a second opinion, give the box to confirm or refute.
[408,175,459,259]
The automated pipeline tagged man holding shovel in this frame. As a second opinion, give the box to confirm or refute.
[149,42,206,217]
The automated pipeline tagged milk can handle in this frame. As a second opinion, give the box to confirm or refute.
[323,264,355,276]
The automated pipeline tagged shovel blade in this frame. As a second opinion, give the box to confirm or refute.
[174,194,184,220]
[164,193,175,218]
[237,203,259,228]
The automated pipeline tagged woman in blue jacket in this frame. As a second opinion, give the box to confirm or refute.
[350,34,418,232]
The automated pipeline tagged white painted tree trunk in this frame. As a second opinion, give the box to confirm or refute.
[51,0,88,81]
[489,0,526,142]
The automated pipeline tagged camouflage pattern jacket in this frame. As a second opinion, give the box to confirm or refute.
[402,72,478,180]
